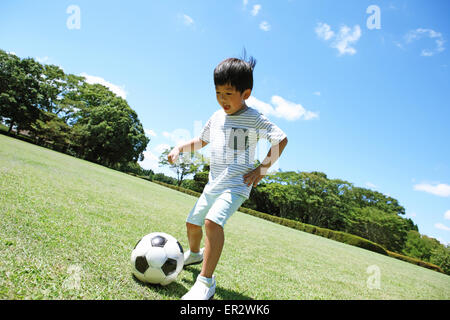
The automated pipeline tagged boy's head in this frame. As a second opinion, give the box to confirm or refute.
[214,56,256,115]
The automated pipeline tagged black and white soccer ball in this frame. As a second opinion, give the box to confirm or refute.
[131,232,184,285]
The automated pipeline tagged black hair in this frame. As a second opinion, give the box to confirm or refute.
[214,50,257,94]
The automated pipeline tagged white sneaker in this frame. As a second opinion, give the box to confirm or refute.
[181,276,216,300]
[183,248,204,267]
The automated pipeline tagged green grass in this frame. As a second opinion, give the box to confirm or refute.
[1,134,449,300]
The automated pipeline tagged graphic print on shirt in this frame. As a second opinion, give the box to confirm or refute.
[228,127,250,164]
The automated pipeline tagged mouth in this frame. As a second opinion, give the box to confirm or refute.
[223,105,231,111]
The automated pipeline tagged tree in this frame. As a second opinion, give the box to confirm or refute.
[430,245,450,275]
[347,207,410,252]
[192,163,210,193]
[0,50,43,134]
[31,111,72,151]
[38,64,66,114]
[252,171,350,229]
[158,148,204,186]
[71,82,149,167]
[402,231,441,261]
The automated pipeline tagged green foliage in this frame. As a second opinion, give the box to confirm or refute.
[402,230,450,274]
[71,83,149,166]
[111,161,145,175]
[430,246,450,275]
[149,178,388,256]
[158,148,203,186]
[152,173,178,185]
[386,250,444,274]
[0,50,43,133]
[346,207,410,252]
[238,206,388,256]
[192,168,210,193]
[0,49,149,168]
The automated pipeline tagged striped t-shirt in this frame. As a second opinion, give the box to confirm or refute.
[199,105,287,199]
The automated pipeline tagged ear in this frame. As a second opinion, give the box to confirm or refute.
[241,89,252,100]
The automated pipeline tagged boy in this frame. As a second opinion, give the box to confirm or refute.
[167,56,288,300]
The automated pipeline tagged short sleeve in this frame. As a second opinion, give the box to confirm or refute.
[255,114,287,145]
[199,116,212,143]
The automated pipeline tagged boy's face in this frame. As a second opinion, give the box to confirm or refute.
[215,84,251,115]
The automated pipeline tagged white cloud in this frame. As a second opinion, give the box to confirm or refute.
[181,14,194,26]
[366,182,377,189]
[435,223,450,232]
[414,183,450,197]
[316,23,361,56]
[251,4,261,16]
[247,96,319,121]
[332,25,362,56]
[404,28,445,57]
[80,73,127,99]
[243,0,249,7]
[36,56,49,64]
[315,22,335,41]
[259,21,271,32]
[437,238,449,247]
[444,210,450,220]
[313,91,321,96]
[154,143,171,154]
[407,212,417,218]
[138,149,160,171]
[162,129,192,145]
[144,129,157,137]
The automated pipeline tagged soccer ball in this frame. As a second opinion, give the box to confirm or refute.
[131,232,184,286]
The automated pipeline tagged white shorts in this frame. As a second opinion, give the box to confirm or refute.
[186,192,247,228]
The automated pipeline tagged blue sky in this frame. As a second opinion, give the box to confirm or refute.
[1,0,449,245]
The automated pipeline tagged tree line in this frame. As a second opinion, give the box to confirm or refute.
[154,151,450,274]
[0,49,149,171]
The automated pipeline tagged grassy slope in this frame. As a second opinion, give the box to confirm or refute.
[1,134,449,300]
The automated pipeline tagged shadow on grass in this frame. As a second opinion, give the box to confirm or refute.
[131,274,187,299]
[131,267,254,300]
[182,266,254,300]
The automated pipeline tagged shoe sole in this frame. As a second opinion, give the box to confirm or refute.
[183,259,203,268]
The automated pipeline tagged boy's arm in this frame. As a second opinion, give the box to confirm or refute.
[168,137,208,164]
[243,137,288,187]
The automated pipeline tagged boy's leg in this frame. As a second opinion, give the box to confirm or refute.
[184,193,216,267]
[200,193,247,278]
[186,222,202,253]
[181,193,246,300]
[201,219,224,278]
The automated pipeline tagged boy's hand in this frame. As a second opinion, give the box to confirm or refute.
[243,165,268,187]
[167,147,180,164]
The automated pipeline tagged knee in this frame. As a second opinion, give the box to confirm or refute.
[205,219,222,232]
[186,222,202,232]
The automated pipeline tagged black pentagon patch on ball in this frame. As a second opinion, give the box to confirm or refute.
[151,235,167,247]
[133,238,142,249]
[161,258,177,276]
[135,255,149,274]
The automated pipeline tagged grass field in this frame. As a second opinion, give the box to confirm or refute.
[1,134,449,300]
